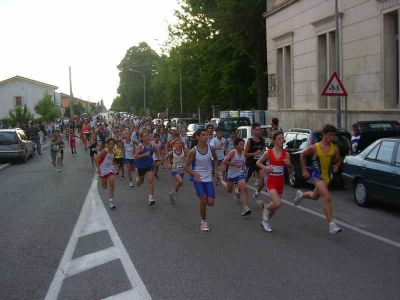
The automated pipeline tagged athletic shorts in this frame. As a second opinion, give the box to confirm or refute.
[138,167,154,176]
[171,171,185,178]
[227,174,245,183]
[115,158,124,167]
[124,158,135,165]
[90,151,97,157]
[245,164,260,180]
[193,181,215,198]
[100,172,114,179]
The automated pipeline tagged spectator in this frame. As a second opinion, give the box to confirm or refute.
[271,118,282,131]
[177,119,187,132]
[351,123,361,153]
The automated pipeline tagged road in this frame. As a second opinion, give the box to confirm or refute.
[1,141,400,300]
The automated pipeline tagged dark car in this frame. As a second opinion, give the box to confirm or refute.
[284,128,351,187]
[187,123,205,148]
[214,117,251,138]
[342,137,400,207]
[0,128,34,163]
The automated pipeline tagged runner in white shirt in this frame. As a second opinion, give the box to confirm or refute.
[210,128,227,186]
[123,131,136,187]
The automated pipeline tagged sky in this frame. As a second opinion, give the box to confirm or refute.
[0,0,179,108]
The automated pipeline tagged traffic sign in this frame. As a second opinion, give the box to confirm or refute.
[321,72,348,97]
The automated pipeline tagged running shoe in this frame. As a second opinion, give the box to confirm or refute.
[136,178,140,186]
[148,199,155,206]
[329,222,342,233]
[129,181,134,187]
[169,191,176,203]
[253,192,263,205]
[116,172,119,176]
[109,201,116,210]
[255,179,259,187]
[261,220,272,232]
[56,168,61,172]
[262,205,270,222]
[241,206,252,216]
[234,188,241,204]
[200,221,210,232]
[121,175,124,179]
[293,190,303,206]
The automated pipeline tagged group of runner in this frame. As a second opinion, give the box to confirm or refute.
[64,117,343,235]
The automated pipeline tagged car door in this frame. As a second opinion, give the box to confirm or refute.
[17,130,31,154]
[390,142,400,201]
[363,140,396,199]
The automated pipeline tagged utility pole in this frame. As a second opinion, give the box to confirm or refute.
[178,51,183,117]
[69,66,74,117]
[335,0,341,128]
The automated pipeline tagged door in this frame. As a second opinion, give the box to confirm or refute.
[390,142,400,201]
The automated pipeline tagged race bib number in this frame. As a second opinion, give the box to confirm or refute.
[84,131,89,134]
[270,165,283,176]
[254,153,262,160]
[176,163,184,170]
[91,147,97,152]
[51,145,60,151]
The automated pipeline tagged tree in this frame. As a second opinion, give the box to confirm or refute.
[35,91,61,121]
[5,104,34,124]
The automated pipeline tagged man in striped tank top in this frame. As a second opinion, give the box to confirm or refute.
[184,128,218,232]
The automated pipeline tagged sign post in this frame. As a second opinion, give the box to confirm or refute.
[322,72,348,129]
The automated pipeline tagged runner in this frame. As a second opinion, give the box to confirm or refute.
[205,123,215,145]
[225,130,236,153]
[293,124,342,234]
[220,138,251,216]
[123,130,136,187]
[135,131,160,206]
[152,133,162,179]
[210,127,227,186]
[81,119,91,150]
[87,135,98,168]
[164,138,187,203]
[96,138,117,210]
[69,129,78,155]
[50,130,63,172]
[184,128,218,232]
[114,139,124,177]
[158,127,167,168]
[256,131,293,232]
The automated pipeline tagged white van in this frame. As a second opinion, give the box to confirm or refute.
[235,125,273,148]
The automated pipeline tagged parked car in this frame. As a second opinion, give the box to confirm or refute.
[0,128,34,163]
[235,125,273,148]
[187,123,205,148]
[283,128,351,187]
[341,137,400,207]
[213,117,251,138]
[170,118,198,131]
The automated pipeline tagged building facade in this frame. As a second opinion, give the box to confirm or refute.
[0,76,60,119]
[265,0,400,131]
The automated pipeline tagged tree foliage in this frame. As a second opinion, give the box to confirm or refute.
[5,104,34,124]
[35,91,60,121]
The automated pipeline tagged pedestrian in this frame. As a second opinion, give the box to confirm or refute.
[271,118,282,132]
[184,128,218,232]
[256,131,294,232]
[123,130,136,187]
[293,124,342,234]
[220,138,251,216]
[96,138,117,210]
[50,130,63,172]
[351,123,361,153]
[29,123,41,155]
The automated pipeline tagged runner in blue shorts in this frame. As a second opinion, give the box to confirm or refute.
[184,128,218,232]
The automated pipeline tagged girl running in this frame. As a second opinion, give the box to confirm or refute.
[88,135,98,168]
[96,138,117,210]
[69,129,78,155]
[256,131,294,232]
[164,138,187,203]
[123,130,136,187]
[135,131,160,206]
[220,138,251,216]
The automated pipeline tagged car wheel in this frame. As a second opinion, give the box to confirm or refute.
[288,169,302,188]
[354,179,371,207]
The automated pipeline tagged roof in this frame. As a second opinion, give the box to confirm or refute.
[0,75,58,89]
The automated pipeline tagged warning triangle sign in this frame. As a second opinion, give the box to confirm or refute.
[321,72,348,97]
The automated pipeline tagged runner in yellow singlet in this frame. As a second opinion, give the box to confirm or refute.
[292,124,343,234]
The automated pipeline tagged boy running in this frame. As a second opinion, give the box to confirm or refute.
[123,131,136,187]
[293,124,342,234]
[210,127,227,186]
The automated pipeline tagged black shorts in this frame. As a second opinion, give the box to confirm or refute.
[90,151,97,157]
[138,167,154,176]
[245,164,260,180]
[115,158,124,167]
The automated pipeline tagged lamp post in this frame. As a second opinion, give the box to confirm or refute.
[128,69,146,116]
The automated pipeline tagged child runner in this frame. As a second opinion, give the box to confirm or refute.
[96,138,117,210]
[123,130,136,187]
[135,131,160,206]
[292,124,342,234]
[50,130,63,172]
[184,128,218,232]
[152,133,162,179]
[210,127,227,186]
[164,138,187,203]
[69,129,78,155]
[220,138,251,216]
[180,129,189,150]
[88,135,98,168]
[114,140,124,177]
[256,131,293,232]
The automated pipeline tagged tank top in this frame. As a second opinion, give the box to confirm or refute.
[266,148,286,190]
[152,141,161,160]
[311,142,335,184]
[227,149,245,179]
[136,142,154,168]
[98,151,116,176]
[245,138,265,166]
[190,145,213,182]
[172,149,185,172]
[124,139,135,159]
[89,141,98,153]
[114,147,123,159]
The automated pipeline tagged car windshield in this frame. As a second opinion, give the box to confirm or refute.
[220,119,251,130]
[0,132,17,144]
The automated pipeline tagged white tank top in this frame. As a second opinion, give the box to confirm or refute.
[227,149,245,179]
[192,145,213,182]
[99,151,116,176]
[172,149,185,172]
[124,139,135,159]
[152,141,161,160]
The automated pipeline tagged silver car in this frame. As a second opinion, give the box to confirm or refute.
[0,129,34,163]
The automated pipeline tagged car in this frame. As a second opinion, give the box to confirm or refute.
[213,117,251,138]
[170,118,198,131]
[152,118,162,125]
[187,123,205,148]
[341,137,400,207]
[0,128,34,163]
[283,128,351,187]
[235,125,273,148]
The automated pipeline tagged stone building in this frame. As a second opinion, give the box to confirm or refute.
[264,0,400,131]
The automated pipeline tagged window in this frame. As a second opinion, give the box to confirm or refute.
[14,96,23,106]
[284,133,296,149]
[17,131,27,141]
[366,143,380,161]
[277,45,292,109]
[295,133,308,150]
[376,141,396,164]
[396,144,400,166]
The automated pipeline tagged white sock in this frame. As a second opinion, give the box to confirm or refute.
[201,219,207,223]
[255,191,259,195]
[329,221,335,225]
[109,199,113,203]
[149,195,153,200]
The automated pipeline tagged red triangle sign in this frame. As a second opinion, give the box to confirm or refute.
[321,72,348,97]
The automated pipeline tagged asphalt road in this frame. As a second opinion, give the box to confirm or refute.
[1,141,400,300]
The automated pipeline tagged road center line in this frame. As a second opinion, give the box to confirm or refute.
[247,185,400,249]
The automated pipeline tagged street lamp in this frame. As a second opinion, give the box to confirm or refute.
[128,69,146,116]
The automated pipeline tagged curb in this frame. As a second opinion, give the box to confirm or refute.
[0,163,12,172]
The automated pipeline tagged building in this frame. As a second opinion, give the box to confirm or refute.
[60,93,90,110]
[264,0,400,131]
[0,75,60,119]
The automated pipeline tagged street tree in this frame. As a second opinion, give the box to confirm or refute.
[5,104,34,124]
[35,91,60,121]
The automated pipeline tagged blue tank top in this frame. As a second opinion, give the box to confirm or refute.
[136,142,154,168]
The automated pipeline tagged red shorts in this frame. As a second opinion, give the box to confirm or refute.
[70,140,76,147]
[266,177,284,195]
[100,172,115,179]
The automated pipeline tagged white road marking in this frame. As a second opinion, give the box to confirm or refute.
[247,185,400,249]
[102,289,143,300]
[45,175,152,300]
